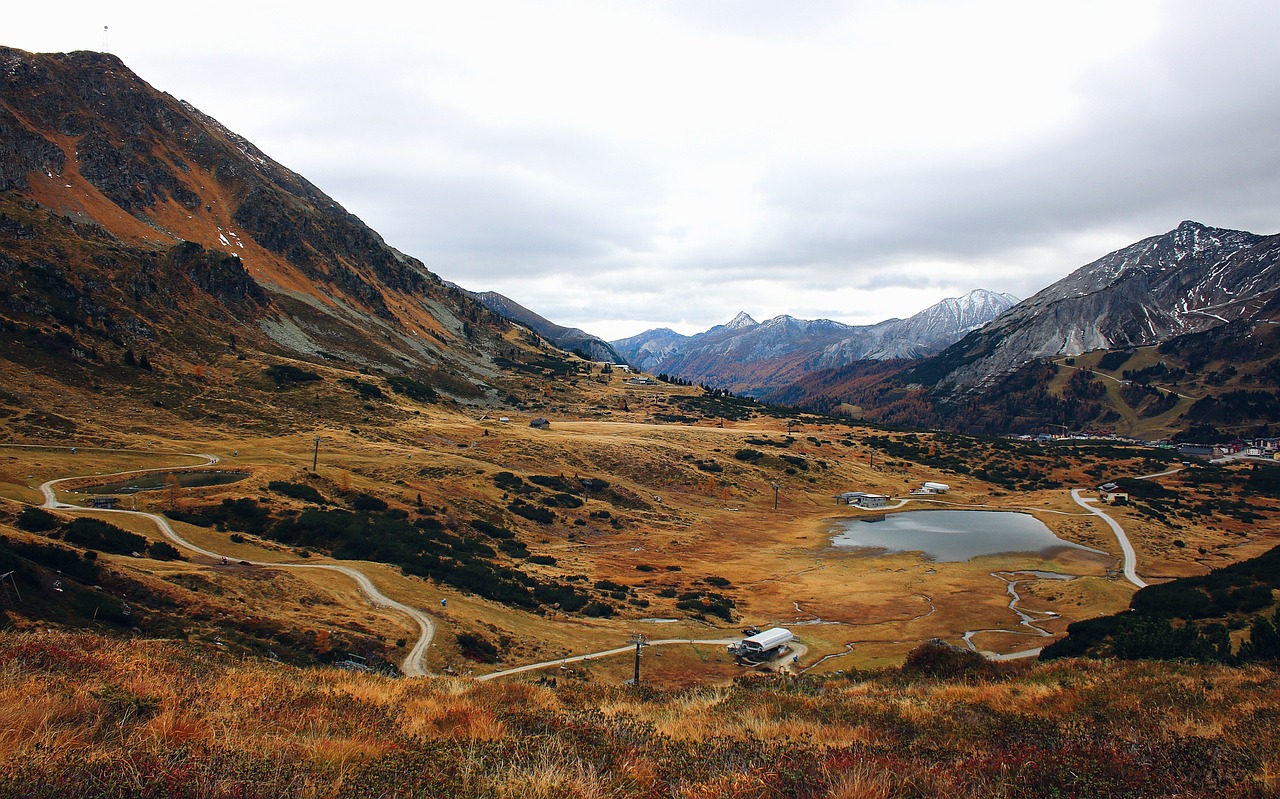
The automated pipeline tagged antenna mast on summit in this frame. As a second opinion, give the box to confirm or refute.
[102,26,109,53]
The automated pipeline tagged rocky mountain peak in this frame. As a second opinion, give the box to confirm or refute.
[913,221,1278,391]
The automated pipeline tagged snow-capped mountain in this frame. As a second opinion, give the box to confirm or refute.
[917,221,1280,390]
[611,289,1017,395]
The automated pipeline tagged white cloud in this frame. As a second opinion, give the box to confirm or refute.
[6,0,1279,340]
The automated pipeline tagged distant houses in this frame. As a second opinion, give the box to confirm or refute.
[529,417,550,429]
[834,491,890,509]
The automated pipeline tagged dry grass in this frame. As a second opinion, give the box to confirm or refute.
[2,630,1277,797]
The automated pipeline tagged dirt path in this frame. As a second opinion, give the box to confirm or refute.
[37,459,436,677]
[1071,488,1148,589]
[477,638,738,681]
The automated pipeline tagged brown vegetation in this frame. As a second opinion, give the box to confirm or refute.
[2,631,1278,798]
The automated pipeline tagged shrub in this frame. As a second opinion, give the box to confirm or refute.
[387,376,438,403]
[901,639,996,680]
[509,500,555,524]
[529,474,573,491]
[455,632,499,663]
[147,540,184,561]
[541,493,583,509]
[166,510,215,527]
[16,506,60,532]
[209,498,272,535]
[499,539,531,557]
[267,481,326,504]
[1,538,99,582]
[351,493,389,513]
[493,472,530,492]
[338,377,384,399]
[581,601,615,618]
[470,519,515,540]
[265,364,321,385]
[62,518,147,555]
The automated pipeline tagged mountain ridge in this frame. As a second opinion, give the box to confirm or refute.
[906,221,1279,392]
[769,221,1280,438]
[463,288,625,364]
[0,45,531,410]
[612,289,1017,394]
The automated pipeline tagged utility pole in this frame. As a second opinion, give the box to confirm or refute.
[771,482,781,511]
[312,436,321,472]
[0,571,20,603]
[629,632,647,685]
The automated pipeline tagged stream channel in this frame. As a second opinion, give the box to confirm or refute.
[829,510,1105,656]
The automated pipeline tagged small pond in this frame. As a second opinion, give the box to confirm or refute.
[830,510,1101,562]
[78,471,249,495]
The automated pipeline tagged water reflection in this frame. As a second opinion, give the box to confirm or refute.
[830,510,1101,562]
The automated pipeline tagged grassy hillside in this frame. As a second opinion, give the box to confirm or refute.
[2,630,1277,798]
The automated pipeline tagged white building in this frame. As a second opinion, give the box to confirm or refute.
[728,627,794,659]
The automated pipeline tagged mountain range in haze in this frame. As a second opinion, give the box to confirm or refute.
[609,289,1019,396]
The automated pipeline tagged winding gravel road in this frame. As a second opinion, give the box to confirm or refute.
[38,457,436,676]
[1071,488,1148,589]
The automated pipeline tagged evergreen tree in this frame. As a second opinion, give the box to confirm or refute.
[1239,609,1280,662]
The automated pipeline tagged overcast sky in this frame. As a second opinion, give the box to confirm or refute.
[8,1,1280,339]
